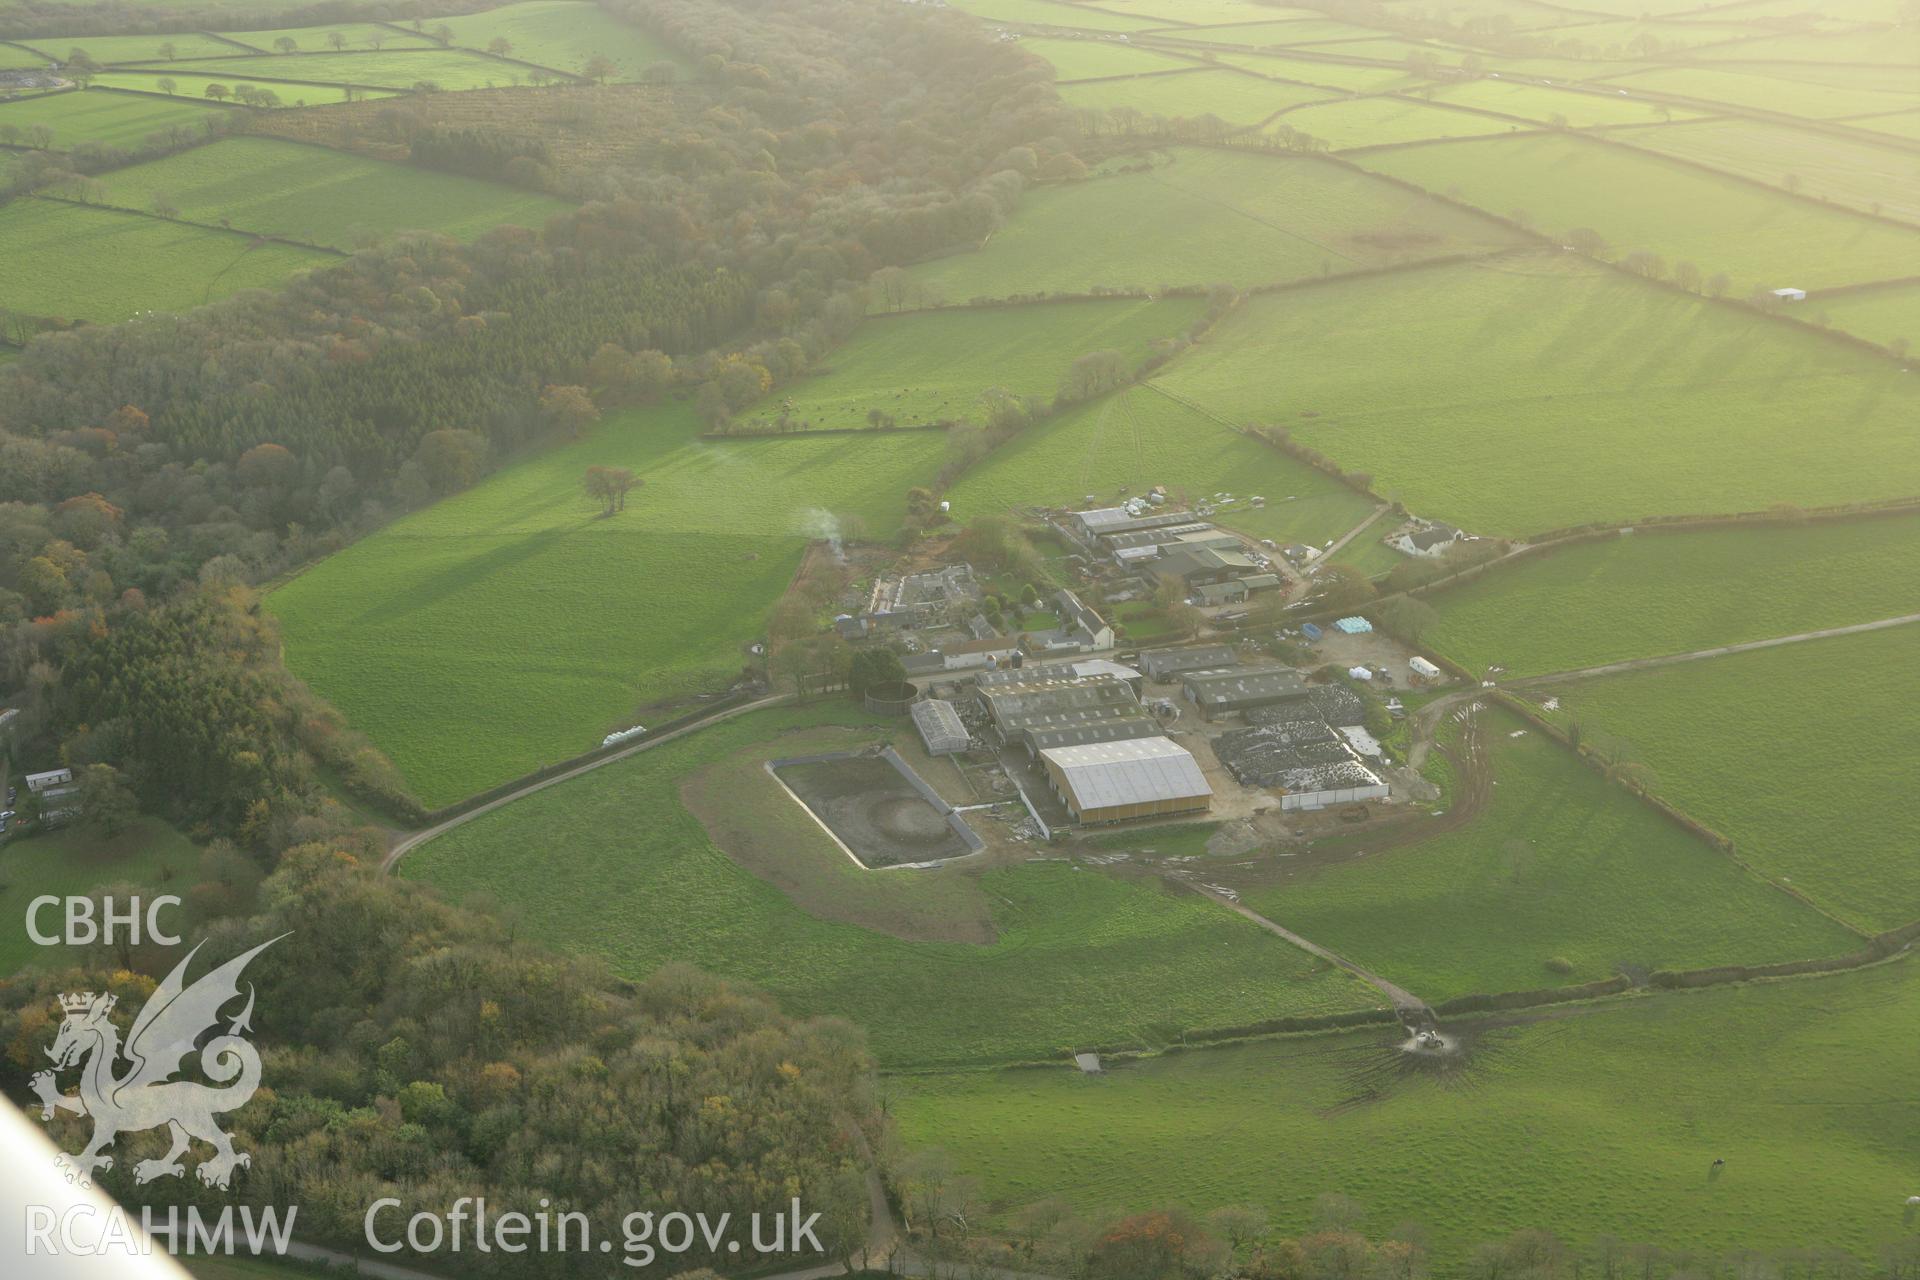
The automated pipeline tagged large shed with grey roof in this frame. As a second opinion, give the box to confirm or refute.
[1139,645,1238,681]
[1180,665,1312,720]
[1038,736,1213,824]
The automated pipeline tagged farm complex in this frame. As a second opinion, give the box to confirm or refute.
[3,0,1919,1276]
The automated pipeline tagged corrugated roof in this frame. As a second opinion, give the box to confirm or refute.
[1139,644,1238,679]
[1040,737,1212,811]
[910,699,969,752]
[1023,715,1160,754]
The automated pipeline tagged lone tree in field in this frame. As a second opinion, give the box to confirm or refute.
[327,31,348,51]
[156,77,177,95]
[582,54,616,84]
[158,41,177,60]
[488,37,513,56]
[204,83,231,102]
[274,36,298,54]
[583,465,640,515]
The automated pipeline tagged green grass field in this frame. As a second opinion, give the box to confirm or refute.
[0,818,199,972]
[0,88,226,151]
[1244,707,1856,998]
[1153,255,1920,535]
[15,31,242,63]
[1359,132,1920,292]
[892,958,1920,1259]
[90,136,571,247]
[1095,0,1318,22]
[910,146,1522,301]
[438,1,686,81]
[1816,281,1920,353]
[216,23,439,54]
[1605,65,1917,120]
[1423,516,1920,678]
[266,403,950,805]
[1206,50,1427,92]
[1547,18,1772,54]
[1855,110,1920,144]
[159,49,540,90]
[949,0,1164,30]
[1268,95,1516,149]
[1172,19,1388,47]
[1020,35,1198,79]
[1061,68,1331,125]
[945,385,1378,545]
[0,197,333,322]
[87,72,399,104]
[1428,79,1699,128]
[1698,27,1920,66]
[1613,118,1920,226]
[399,702,1383,1065]
[1541,624,1920,933]
[748,297,1205,430]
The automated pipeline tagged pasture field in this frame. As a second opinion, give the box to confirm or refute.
[1370,0,1582,30]
[0,818,200,972]
[89,136,571,247]
[1268,95,1516,149]
[745,297,1205,431]
[891,958,1920,1259]
[1613,118,1920,226]
[0,88,226,150]
[1,43,48,69]
[1742,62,1920,97]
[158,50,538,90]
[1423,515,1920,679]
[1205,50,1426,91]
[945,385,1379,546]
[1541,624,1920,934]
[16,31,241,63]
[1427,78,1699,128]
[1854,110,1920,143]
[1093,0,1320,23]
[0,197,332,322]
[948,0,1164,31]
[909,146,1522,301]
[1019,35,1197,79]
[1698,28,1920,66]
[86,72,399,104]
[1061,69,1330,124]
[438,1,686,81]
[1242,706,1855,999]
[1152,255,1920,535]
[1604,65,1917,119]
[266,403,951,805]
[1283,37,1464,63]
[1171,19,1390,47]
[216,23,441,53]
[399,702,1383,1066]
[1358,132,1920,290]
[1544,19,1774,55]
[1816,281,1920,353]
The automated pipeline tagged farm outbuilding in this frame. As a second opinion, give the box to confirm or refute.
[1023,714,1160,757]
[1180,665,1312,720]
[911,699,970,756]
[1771,287,1807,302]
[1139,644,1238,681]
[1039,736,1213,824]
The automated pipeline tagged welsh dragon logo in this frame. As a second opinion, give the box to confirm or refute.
[30,935,286,1190]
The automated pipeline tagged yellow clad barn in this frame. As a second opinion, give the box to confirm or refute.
[1039,736,1214,825]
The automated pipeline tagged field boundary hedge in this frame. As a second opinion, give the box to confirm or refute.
[31,190,351,255]
[1489,689,1870,939]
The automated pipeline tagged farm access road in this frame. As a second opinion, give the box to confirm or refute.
[381,692,793,872]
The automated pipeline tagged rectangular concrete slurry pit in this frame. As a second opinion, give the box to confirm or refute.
[768,746,985,870]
